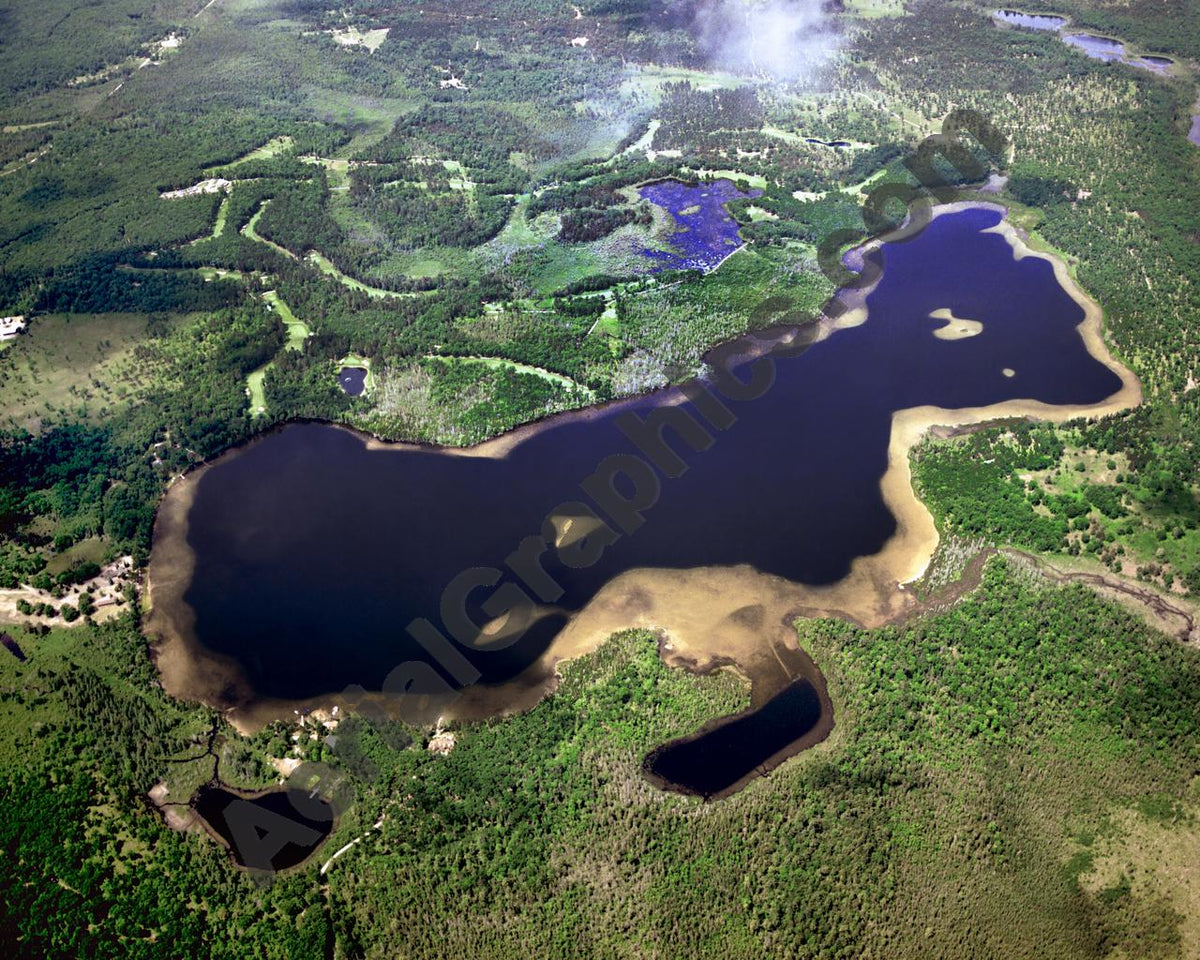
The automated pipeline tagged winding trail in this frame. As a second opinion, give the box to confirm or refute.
[881,544,1197,647]
[1005,549,1198,642]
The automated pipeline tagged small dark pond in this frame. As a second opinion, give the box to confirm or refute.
[806,137,852,148]
[338,366,368,396]
[638,178,760,273]
[993,9,1066,30]
[1127,56,1172,75]
[193,786,334,871]
[644,678,826,799]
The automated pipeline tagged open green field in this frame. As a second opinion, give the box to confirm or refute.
[206,135,294,173]
[263,291,310,349]
[843,0,910,18]
[686,167,769,190]
[246,292,310,415]
[619,64,748,102]
[0,313,185,432]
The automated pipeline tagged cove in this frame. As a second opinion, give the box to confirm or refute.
[149,205,1136,795]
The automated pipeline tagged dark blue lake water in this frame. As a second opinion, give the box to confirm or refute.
[194,786,334,871]
[338,366,367,396]
[645,677,825,799]
[162,207,1124,792]
[175,207,1121,698]
[638,178,760,273]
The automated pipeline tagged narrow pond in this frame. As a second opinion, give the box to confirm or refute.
[152,206,1127,798]
[994,9,1174,74]
[993,9,1065,30]
[645,678,826,799]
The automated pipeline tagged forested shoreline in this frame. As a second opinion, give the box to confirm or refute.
[2,0,1200,955]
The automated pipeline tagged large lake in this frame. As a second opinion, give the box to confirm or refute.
[153,206,1126,792]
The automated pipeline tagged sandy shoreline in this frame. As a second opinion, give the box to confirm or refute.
[144,199,1141,744]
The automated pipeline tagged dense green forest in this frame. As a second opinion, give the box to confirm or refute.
[2,0,1200,955]
[3,558,1198,957]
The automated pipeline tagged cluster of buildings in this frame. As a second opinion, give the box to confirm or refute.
[0,315,26,342]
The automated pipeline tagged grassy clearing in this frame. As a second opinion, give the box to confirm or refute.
[0,313,186,431]
[474,194,560,262]
[297,89,419,155]
[619,64,747,103]
[0,121,58,133]
[760,124,811,146]
[685,167,769,190]
[262,290,310,348]
[305,251,415,299]
[745,204,779,221]
[241,200,297,260]
[619,118,660,158]
[843,0,909,18]
[205,135,294,173]
[246,292,309,416]
[588,291,620,338]
[328,27,390,53]
[209,193,230,239]
[43,536,108,576]
[427,354,594,396]
[369,244,469,281]
[843,166,889,197]
[299,155,351,192]
[520,220,662,295]
[245,366,267,415]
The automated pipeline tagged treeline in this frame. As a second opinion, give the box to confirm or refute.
[0,307,281,575]
[0,610,335,958]
[653,82,765,152]
[36,254,242,315]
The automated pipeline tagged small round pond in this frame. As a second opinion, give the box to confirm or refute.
[338,366,368,396]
